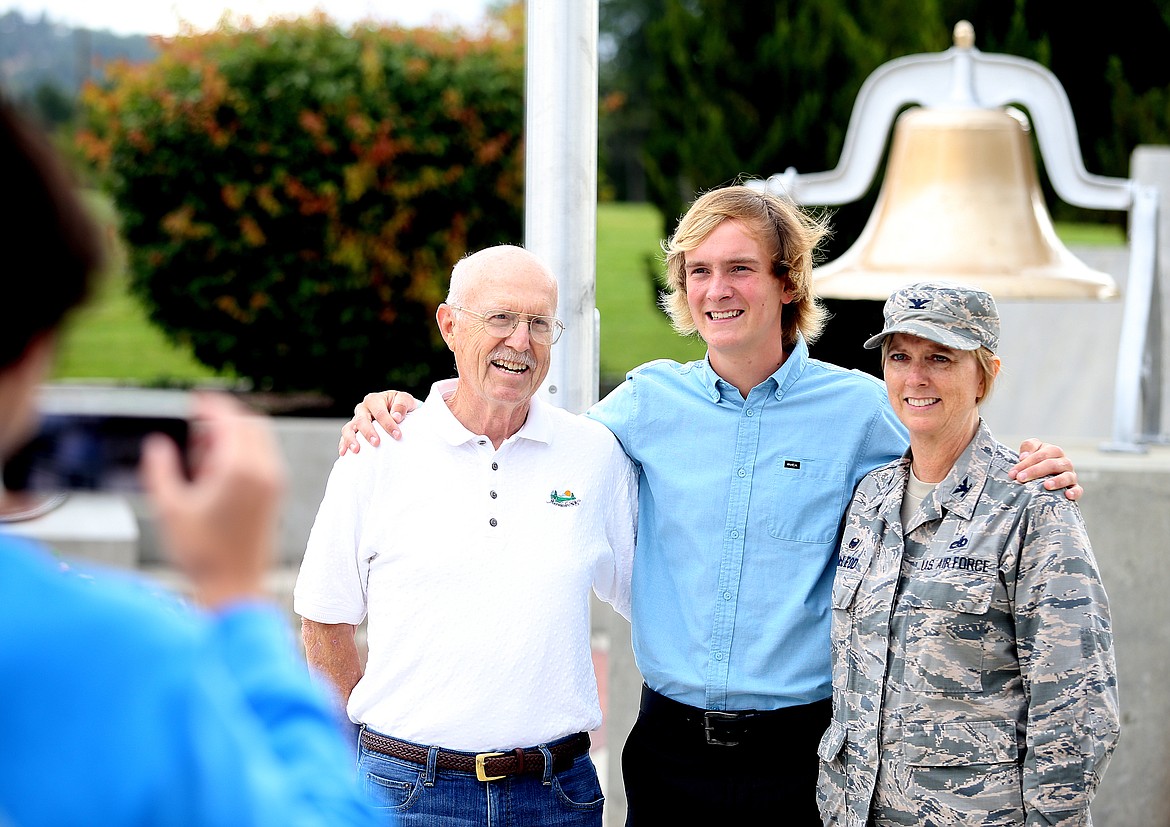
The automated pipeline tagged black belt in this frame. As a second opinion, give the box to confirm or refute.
[639,684,830,746]
[360,729,591,782]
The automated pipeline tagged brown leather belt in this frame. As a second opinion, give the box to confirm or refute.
[359,729,591,782]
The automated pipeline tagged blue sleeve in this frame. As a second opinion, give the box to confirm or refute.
[853,390,908,489]
[0,543,379,827]
[586,377,637,456]
[173,604,379,827]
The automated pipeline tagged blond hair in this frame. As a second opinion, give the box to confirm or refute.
[660,185,831,349]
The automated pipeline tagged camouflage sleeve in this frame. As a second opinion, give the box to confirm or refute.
[1012,494,1120,826]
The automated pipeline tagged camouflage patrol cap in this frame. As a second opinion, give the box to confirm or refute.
[863,281,999,352]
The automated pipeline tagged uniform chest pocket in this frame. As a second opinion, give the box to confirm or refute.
[899,578,995,694]
[831,571,864,612]
[829,573,864,692]
[768,458,847,544]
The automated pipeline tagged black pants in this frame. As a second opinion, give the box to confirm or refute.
[622,685,830,826]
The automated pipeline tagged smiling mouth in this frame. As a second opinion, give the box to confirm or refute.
[708,310,743,320]
[492,358,530,374]
[907,397,940,408]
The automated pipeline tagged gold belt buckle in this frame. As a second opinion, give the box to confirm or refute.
[475,751,506,782]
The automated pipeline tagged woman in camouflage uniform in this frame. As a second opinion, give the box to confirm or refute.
[817,281,1119,827]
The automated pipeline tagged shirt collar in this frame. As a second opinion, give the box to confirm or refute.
[425,378,554,447]
[698,334,811,403]
[927,418,995,521]
[860,418,995,525]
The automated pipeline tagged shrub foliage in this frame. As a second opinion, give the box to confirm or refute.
[77,16,525,401]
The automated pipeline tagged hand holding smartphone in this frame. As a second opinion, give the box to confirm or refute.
[2,414,190,493]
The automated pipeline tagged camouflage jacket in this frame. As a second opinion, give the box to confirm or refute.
[817,421,1119,827]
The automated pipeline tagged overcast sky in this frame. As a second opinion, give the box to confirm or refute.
[4,0,490,36]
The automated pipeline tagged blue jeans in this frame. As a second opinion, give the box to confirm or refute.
[358,729,604,827]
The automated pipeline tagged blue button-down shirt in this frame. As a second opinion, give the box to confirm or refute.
[588,336,907,710]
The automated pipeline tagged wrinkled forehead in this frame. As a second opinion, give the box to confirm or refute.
[463,252,558,313]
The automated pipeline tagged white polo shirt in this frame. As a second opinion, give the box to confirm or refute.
[294,380,638,752]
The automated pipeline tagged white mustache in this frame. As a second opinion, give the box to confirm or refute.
[489,348,536,368]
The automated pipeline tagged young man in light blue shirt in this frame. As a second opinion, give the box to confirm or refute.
[586,187,906,823]
[341,185,1081,825]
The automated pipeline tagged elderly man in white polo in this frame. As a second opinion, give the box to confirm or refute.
[294,244,637,827]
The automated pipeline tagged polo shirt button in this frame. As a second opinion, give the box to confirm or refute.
[477,439,487,445]
[714,652,724,661]
[489,518,498,527]
[731,530,740,539]
[737,468,745,477]
[746,409,754,417]
[723,591,732,600]
[492,462,498,470]
[490,490,497,499]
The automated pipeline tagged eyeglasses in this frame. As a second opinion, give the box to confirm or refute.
[449,306,565,345]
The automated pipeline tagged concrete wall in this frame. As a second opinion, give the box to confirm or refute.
[1024,440,1170,825]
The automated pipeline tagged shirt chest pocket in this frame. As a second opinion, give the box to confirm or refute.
[768,458,847,544]
[898,577,995,695]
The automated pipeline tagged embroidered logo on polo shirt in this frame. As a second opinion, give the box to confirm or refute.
[549,489,580,507]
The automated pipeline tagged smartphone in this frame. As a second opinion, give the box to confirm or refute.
[2,414,190,493]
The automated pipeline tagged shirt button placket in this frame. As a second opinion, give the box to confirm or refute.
[488,459,500,527]
[709,395,761,704]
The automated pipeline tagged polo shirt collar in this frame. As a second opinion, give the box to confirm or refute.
[698,333,811,403]
[425,378,554,447]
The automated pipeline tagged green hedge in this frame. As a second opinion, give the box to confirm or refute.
[77,16,525,401]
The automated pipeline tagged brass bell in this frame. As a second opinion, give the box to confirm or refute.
[814,104,1119,300]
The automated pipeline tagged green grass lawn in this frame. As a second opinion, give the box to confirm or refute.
[595,202,707,382]
[52,196,1122,388]
[54,269,224,386]
[53,192,223,386]
[1053,221,1126,246]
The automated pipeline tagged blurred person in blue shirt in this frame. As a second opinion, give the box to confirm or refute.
[0,96,381,827]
